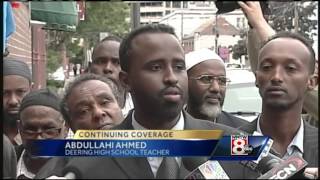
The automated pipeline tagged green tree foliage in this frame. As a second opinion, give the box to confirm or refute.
[232,30,247,60]
[47,48,61,73]
[268,1,318,44]
[75,2,130,47]
[68,38,84,65]
[232,1,317,60]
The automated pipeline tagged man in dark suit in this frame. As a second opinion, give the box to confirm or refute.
[3,134,17,179]
[238,31,318,167]
[185,48,248,128]
[37,24,257,179]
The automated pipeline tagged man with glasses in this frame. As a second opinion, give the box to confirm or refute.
[16,89,69,179]
[185,48,248,128]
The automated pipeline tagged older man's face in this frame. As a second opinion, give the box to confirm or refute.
[188,60,227,120]
[66,80,123,132]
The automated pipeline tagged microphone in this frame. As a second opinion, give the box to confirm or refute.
[64,172,76,179]
[184,159,230,179]
[62,158,88,179]
[257,154,308,179]
[184,131,274,179]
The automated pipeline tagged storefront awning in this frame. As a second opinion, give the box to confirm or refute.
[31,2,78,31]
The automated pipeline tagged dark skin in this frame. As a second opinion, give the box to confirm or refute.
[66,80,123,132]
[3,75,31,144]
[187,60,227,121]
[90,40,121,83]
[90,40,126,108]
[120,32,188,129]
[18,105,68,174]
[256,37,317,156]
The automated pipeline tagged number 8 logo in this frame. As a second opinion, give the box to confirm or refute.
[232,139,245,154]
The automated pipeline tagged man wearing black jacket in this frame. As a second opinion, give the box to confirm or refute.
[36,24,257,179]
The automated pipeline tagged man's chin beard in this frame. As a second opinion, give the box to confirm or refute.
[3,111,19,126]
[199,103,222,121]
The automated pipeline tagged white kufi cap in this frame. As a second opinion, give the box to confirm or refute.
[185,48,224,71]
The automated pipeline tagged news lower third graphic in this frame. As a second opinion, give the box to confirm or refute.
[29,130,271,160]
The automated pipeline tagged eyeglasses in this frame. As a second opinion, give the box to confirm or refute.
[20,121,65,139]
[190,75,230,86]
[20,127,63,139]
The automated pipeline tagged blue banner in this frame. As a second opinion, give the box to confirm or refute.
[29,139,218,157]
[28,135,271,160]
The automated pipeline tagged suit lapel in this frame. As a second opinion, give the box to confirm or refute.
[112,111,154,178]
[302,120,318,166]
[238,118,258,134]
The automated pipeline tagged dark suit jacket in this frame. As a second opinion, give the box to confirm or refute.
[3,135,17,179]
[35,110,257,179]
[238,118,318,167]
[217,111,249,128]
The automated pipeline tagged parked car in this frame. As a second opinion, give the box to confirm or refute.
[225,63,244,69]
[223,69,262,122]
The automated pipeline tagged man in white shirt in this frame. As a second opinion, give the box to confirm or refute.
[38,24,246,179]
[238,1,318,168]
[16,89,68,179]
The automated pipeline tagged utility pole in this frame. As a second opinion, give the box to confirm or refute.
[214,13,219,54]
[181,1,184,42]
[131,2,140,30]
[294,2,299,32]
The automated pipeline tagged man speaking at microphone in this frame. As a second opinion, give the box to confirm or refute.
[45,24,258,179]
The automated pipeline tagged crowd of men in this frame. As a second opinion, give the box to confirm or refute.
[3,2,318,179]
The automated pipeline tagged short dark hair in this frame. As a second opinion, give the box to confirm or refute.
[260,31,316,74]
[91,35,122,60]
[60,73,121,124]
[119,24,177,72]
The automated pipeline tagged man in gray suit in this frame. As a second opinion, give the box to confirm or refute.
[38,24,255,179]
[238,2,318,168]
[239,31,318,166]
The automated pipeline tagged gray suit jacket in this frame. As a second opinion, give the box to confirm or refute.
[36,110,257,179]
[217,111,249,128]
[238,118,318,167]
[3,135,17,179]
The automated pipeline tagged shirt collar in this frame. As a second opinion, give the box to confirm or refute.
[256,115,304,156]
[17,150,35,179]
[132,110,184,130]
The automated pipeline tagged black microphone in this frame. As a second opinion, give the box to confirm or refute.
[62,157,90,179]
[257,154,309,179]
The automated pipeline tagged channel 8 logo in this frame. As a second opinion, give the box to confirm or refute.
[231,135,253,155]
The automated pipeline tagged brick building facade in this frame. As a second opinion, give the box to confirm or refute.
[6,2,47,89]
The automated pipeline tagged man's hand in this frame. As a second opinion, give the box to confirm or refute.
[304,168,318,179]
[238,1,275,42]
[237,1,266,29]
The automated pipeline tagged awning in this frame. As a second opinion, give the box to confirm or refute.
[31,2,78,31]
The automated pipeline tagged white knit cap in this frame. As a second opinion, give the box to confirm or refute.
[185,48,224,71]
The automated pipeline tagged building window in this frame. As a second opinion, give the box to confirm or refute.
[236,17,240,28]
[165,10,171,15]
[166,1,170,8]
[183,2,188,8]
[172,2,181,8]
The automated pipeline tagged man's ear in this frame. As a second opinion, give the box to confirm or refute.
[307,74,318,90]
[119,71,131,92]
